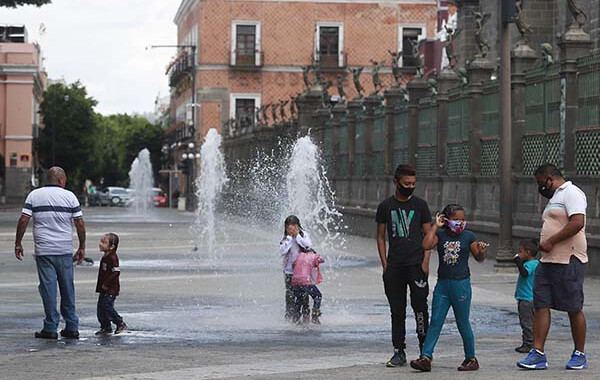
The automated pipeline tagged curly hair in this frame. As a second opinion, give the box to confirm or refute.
[441,204,465,219]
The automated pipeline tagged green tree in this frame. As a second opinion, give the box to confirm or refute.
[39,81,164,192]
[0,0,51,7]
[96,114,164,187]
[39,81,102,192]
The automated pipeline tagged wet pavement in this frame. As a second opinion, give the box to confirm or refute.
[1,207,599,379]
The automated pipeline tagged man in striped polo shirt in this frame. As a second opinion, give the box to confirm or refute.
[15,167,86,339]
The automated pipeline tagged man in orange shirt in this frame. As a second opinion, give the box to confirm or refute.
[517,164,588,371]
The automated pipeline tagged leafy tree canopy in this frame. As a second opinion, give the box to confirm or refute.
[39,81,164,193]
[0,0,51,7]
[97,114,164,187]
[39,81,101,192]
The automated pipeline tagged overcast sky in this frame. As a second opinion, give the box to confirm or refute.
[3,0,178,115]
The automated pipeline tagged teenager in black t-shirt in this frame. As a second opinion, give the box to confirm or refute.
[376,164,433,367]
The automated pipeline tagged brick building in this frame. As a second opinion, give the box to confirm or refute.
[165,0,438,202]
[0,25,46,203]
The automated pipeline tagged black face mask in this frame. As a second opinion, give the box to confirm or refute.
[397,184,415,197]
[538,178,555,199]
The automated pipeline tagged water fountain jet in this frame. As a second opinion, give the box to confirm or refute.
[128,148,154,214]
[194,129,229,258]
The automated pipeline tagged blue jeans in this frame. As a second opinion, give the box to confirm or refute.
[421,278,475,359]
[35,254,79,332]
[292,285,322,315]
[97,294,123,330]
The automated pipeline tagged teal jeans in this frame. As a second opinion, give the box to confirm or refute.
[421,278,475,359]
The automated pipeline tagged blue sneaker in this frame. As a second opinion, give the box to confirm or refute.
[566,350,588,370]
[517,349,548,370]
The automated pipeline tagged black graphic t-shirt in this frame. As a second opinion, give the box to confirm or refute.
[436,228,477,280]
[375,195,432,267]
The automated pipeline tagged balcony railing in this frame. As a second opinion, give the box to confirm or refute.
[167,51,194,87]
[230,50,264,69]
[314,51,347,70]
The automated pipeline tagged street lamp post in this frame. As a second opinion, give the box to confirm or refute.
[497,0,515,269]
[181,142,199,210]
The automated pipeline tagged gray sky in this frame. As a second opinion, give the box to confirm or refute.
[3,0,178,115]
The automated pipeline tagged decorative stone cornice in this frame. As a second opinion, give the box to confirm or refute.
[174,0,198,26]
[0,64,37,76]
[175,0,436,24]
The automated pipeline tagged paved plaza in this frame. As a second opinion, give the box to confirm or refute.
[1,207,599,379]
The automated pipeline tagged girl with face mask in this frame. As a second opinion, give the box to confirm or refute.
[409,204,489,373]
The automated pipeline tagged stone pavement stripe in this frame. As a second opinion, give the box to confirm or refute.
[75,354,386,380]
[0,274,217,288]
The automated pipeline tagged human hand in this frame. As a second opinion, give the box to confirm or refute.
[539,240,553,252]
[516,250,528,260]
[101,284,108,291]
[74,247,85,264]
[15,244,24,261]
[421,261,429,277]
[434,213,446,228]
[477,241,490,254]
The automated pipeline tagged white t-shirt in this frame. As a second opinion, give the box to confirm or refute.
[540,181,587,264]
[279,232,312,275]
[22,185,83,256]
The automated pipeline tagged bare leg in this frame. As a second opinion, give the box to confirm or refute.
[568,310,586,352]
[532,308,551,352]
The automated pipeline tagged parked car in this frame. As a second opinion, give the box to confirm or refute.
[96,186,131,207]
[152,188,168,207]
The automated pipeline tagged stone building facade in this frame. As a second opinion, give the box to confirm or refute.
[220,0,600,274]
[166,0,439,205]
[0,25,46,203]
[171,0,437,136]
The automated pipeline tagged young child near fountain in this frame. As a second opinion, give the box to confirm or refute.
[291,247,325,324]
[279,215,311,322]
[95,233,127,335]
[409,204,489,372]
[513,239,539,353]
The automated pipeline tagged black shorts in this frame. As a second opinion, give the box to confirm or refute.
[533,256,586,312]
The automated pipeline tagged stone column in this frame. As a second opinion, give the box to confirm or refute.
[407,78,429,168]
[297,86,322,135]
[559,27,592,175]
[315,106,331,146]
[436,69,459,175]
[452,0,481,68]
[384,87,404,175]
[330,103,347,183]
[511,44,538,173]
[467,57,494,175]
[346,100,362,178]
[363,94,381,175]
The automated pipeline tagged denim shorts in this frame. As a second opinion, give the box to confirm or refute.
[533,255,586,312]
